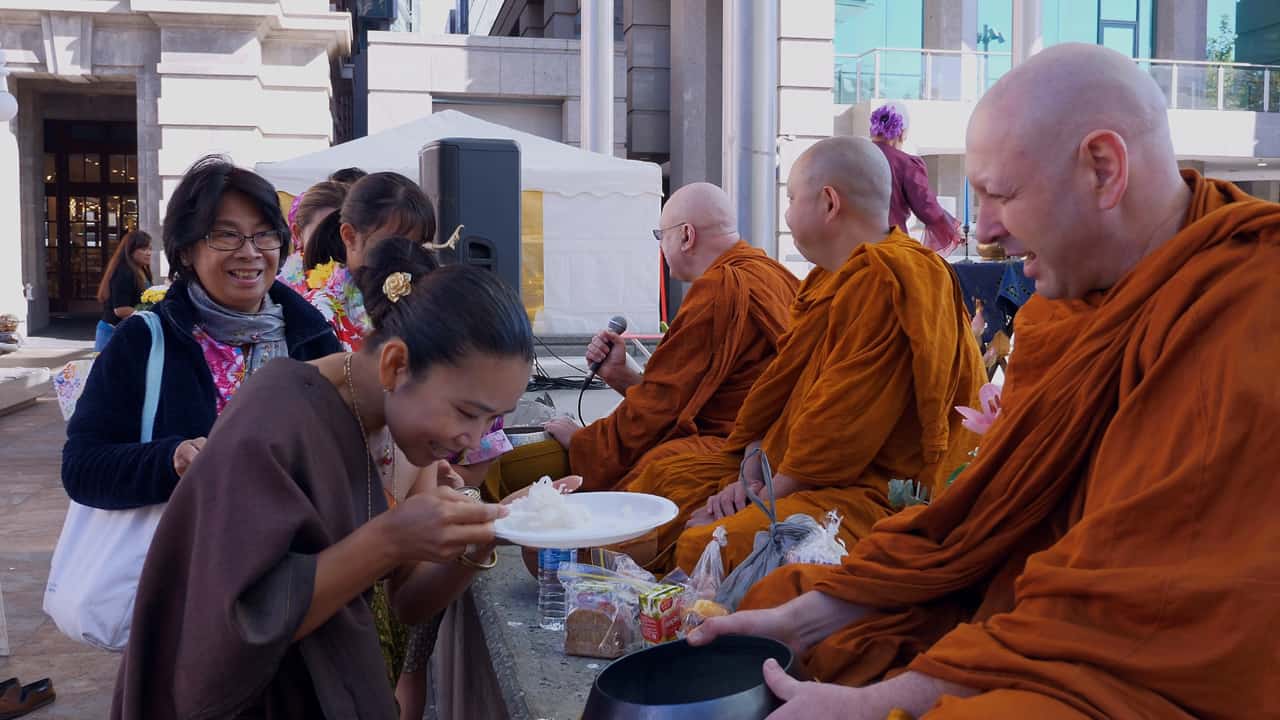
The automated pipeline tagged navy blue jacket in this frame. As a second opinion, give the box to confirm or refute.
[62,278,341,510]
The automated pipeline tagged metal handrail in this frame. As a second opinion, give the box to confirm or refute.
[835,47,1280,112]
[836,48,1012,61]
[1140,57,1280,70]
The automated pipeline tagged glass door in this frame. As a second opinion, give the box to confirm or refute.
[43,121,138,314]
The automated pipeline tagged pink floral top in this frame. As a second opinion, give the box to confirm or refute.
[193,326,250,415]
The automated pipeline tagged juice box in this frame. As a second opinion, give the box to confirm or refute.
[638,584,684,645]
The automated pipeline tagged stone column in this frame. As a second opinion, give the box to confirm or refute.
[0,74,25,328]
[924,0,980,100]
[670,0,722,187]
[1011,0,1044,66]
[623,0,670,159]
[581,0,616,154]
[772,1,833,274]
[1155,0,1208,61]
[136,66,164,279]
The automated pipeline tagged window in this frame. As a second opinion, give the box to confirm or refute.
[1098,0,1139,57]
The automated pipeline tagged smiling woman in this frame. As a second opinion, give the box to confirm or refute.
[62,155,342,511]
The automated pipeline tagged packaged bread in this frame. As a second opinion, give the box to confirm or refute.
[682,598,729,631]
[563,580,634,659]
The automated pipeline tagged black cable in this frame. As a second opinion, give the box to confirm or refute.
[524,335,607,393]
[576,383,587,426]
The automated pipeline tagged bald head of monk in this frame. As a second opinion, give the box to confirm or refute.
[657,182,743,282]
[967,43,1191,300]
[785,136,892,272]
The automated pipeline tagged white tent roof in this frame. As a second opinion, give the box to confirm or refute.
[256,110,662,198]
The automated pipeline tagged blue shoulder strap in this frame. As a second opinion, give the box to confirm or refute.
[136,311,165,443]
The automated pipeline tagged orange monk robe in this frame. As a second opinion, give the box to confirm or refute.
[627,230,985,573]
[742,172,1280,719]
[570,241,798,491]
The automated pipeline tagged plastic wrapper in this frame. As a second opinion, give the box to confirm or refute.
[784,510,848,565]
[557,561,660,658]
[688,525,727,600]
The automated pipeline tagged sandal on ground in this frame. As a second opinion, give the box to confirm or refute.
[0,678,56,720]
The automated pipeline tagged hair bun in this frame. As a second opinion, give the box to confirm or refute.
[352,236,441,328]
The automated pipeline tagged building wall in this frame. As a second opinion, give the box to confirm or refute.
[0,3,349,329]
[1236,0,1280,64]
[623,0,670,159]
[775,1,836,275]
[365,32,627,156]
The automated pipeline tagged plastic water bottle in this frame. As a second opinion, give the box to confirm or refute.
[537,547,577,630]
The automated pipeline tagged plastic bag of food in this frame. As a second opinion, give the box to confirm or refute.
[784,510,848,565]
[558,562,659,658]
[582,547,655,584]
[688,525,728,600]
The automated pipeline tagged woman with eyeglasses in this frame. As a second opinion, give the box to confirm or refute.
[62,155,341,510]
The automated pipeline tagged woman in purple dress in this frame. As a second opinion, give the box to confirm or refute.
[870,103,962,256]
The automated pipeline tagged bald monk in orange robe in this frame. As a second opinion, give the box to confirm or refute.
[688,43,1280,720]
[545,182,798,491]
[626,137,985,574]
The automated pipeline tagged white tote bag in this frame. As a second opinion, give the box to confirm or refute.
[44,311,166,652]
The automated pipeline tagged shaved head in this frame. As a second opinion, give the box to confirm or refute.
[661,182,738,239]
[795,137,892,225]
[967,43,1189,299]
[785,136,893,270]
[973,42,1173,171]
[657,182,742,281]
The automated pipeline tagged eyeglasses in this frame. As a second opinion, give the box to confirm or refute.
[652,223,686,242]
[204,228,286,252]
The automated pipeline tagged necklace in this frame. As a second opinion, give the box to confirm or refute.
[343,352,374,523]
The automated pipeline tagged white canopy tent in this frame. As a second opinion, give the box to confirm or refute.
[256,110,664,334]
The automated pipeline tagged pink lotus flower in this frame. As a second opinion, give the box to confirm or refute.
[956,383,1002,435]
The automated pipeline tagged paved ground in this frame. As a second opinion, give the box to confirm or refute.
[0,396,121,719]
[0,335,622,719]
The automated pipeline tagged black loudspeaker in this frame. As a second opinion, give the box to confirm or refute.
[419,137,522,297]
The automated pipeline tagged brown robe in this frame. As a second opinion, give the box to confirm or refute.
[742,172,1280,718]
[112,359,395,720]
[570,241,798,490]
[627,230,984,572]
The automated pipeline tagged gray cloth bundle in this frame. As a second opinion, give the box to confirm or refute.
[714,449,826,610]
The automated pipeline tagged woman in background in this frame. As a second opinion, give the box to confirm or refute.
[870,102,963,256]
[278,180,349,294]
[94,230,154,351]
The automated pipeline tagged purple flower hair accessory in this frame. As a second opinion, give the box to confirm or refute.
[287,191,305,226]
[870,105,905,141]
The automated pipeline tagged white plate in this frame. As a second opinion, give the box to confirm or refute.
[495,491,678,549]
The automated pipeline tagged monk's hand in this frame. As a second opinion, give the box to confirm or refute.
[392,484,509,564]
[706,482,750,520]
[543,417,581,449]
[585,329,633,389]
[173,437,206,477]
[761,659,857,720]
[688,605,811,657]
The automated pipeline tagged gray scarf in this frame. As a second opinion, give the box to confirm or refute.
[186,280,288,377]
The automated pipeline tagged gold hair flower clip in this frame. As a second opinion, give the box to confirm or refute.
[383,272,413,303]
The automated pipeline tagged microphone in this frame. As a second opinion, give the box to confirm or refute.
[583,315,628,388]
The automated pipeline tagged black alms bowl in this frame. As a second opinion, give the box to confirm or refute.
[581,635,794,720]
